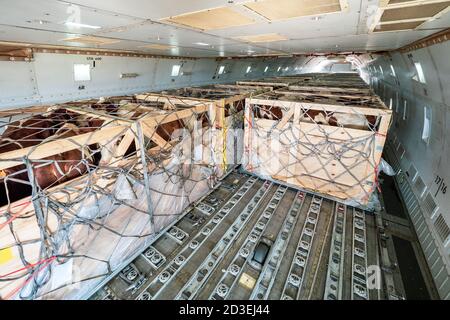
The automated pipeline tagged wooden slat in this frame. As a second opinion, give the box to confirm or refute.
[65,107,131,124]
[106,126,137,166]
[140,121,174,151]
[256,118,376,140]
[135,94,211,105]
[275,108,294,130]
[0,124,129,170]
[287,85,372,93]
[248,98,391,116]
[280,89,374,99]
[237,81,290,87]
[140,104,210,127]
[0,106,50,117]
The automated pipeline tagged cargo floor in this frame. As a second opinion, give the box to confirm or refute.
[89,169,434,300]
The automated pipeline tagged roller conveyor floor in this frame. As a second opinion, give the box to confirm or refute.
[89,169,390,300]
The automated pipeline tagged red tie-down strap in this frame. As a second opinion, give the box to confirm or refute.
[0,200,32,231]
[1,255,57,300]
[375,132,387,138]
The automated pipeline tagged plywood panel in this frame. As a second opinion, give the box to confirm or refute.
[388,0,417,4]
[244,0,342,21]
[162,7,255,30]
[374,21,423,32]
[61,36,121,45]
[250,119,375,188]
[380,2,450,21]
[244,89,391,204]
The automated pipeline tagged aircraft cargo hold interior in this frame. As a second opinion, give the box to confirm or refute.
[0,0,449,303]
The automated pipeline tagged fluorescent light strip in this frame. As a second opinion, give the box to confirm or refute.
[65,21,101,29]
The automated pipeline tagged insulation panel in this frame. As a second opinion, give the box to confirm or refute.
[388,0,418,4]
[162,7,255,30]
[380,2,450,21]
[374,21,424,32]
[61,36,121,45]
[244,0,342,21]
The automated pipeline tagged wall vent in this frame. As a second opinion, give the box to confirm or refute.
[413,175,426,196]
[423,192,437,217]
[434,214,450,243]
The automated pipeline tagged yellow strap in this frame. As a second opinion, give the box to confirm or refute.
[0,247,14,265]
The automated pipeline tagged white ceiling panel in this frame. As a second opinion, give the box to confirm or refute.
[0,0,143,34]
[95,22,243,47]
[0,0,448,57]
[261,30,442,53]
[68,0,250,20]
[0,24,242,57]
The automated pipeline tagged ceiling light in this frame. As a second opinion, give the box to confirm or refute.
[65,21,101,29]
[235,33,288,43]
[194,42,210,46]
[32,19,50,25]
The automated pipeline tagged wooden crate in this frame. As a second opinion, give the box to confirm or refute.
[235,73,370,91]
[135,84,272,173]
[286,73,373,94]
[236,76,308,89]
[243,85,392,205]
[0,99,220,299]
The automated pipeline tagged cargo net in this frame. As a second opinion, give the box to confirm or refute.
[0,95,233,300]
[243,95,391,207]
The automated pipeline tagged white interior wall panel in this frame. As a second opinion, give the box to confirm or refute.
[0,61,40,107]
[362,41,450,299]
[428,42,450,107]
[0,53,306,110]
[29,53,160,105]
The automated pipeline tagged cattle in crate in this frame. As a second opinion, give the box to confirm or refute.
[0,98,222,300]
[243,91,392,205]
[135,84,272,174]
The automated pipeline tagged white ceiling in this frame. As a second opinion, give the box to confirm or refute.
[0,0,449,57]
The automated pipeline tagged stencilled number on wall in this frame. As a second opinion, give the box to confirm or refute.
[66,4,81,25]
[434,175,447,197]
